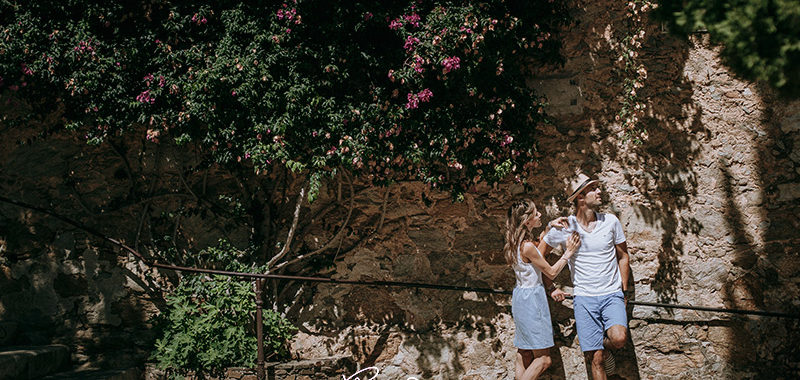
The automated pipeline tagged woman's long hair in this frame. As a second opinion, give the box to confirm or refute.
[504,199,536,266]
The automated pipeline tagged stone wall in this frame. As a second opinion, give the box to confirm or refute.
[1,0,799,378]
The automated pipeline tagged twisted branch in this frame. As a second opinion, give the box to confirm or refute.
[267,184,306,269]
[274,171,355,271]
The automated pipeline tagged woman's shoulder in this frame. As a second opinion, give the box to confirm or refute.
[520,239,541,251]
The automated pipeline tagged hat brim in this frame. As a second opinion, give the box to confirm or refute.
[567,179,599,203]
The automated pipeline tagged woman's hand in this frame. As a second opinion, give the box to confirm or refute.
[550,288,569,302]
[548,216,569,230]
[564,231,581,258]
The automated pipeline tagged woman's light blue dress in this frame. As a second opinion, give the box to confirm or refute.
[511,242,554,349]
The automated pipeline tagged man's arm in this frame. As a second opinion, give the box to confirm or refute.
[615,241,632,298]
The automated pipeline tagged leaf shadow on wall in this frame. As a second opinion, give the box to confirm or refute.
[717,94,800,377]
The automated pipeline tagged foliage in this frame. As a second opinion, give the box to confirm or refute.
[656,0,800,96]
[151,241,296,378]
[0,0,569,200]
[615,1,656,143]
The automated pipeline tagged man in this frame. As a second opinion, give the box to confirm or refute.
[539,173,632,379]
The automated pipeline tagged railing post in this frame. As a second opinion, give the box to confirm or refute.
[255,279,265,380]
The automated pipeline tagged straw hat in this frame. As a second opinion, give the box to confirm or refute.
[566,173,599,203]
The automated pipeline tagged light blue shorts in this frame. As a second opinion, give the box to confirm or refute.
[573,291,627,352]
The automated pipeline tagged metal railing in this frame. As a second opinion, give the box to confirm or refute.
[1,195,798,379]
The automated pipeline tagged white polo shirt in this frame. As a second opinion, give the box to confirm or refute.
[543,212,626,297]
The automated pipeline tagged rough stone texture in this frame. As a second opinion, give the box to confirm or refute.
[1,0,800,379]
[143,357,354,380]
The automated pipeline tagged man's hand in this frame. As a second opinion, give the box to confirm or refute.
[550,288,569,302]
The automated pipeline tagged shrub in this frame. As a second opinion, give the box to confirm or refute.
[151,242,296,378]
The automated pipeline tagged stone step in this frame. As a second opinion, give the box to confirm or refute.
[0,345,70,380]
[42,367,142,380]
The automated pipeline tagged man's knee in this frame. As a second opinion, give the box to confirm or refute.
[607,326,627,349]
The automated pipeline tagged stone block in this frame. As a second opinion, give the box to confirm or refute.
[0,345,70,380]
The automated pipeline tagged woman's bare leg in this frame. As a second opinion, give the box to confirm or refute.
[519,348,552,380]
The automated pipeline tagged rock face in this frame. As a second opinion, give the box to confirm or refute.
[1,0,799,378]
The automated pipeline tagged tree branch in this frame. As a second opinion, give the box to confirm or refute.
[274,171,355,271]
[267,184,306,269]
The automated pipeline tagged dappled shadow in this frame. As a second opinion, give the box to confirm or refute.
[716,88,800,377]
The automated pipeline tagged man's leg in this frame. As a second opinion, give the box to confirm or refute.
[585,350,607,380]
[574,295,608,379]
[604,325,627,350]
[600,291,628,350]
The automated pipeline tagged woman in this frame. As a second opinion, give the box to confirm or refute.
[504,199,580,380]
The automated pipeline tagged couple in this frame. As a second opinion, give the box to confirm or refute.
[505,173,632,380]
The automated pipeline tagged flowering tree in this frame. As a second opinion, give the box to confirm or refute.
[0,0,568,268]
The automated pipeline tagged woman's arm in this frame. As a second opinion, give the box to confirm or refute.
[521,233,580,280]
[537,216,569,242]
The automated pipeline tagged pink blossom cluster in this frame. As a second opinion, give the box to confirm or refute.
[20,63,33,75]
[143,73,154,86]
[277,7,295,20]
[389,18,403,30]
[136,90,155,104]
[413,56,424,73]
[403,13,421,27]
[73,40,95,53]
[403,36,420,51]
[191,14,207,25]
[146,129,160,142]
[441,56,460,73]
[406,88,433,109]
[499,134,513,147]
[363,12,373,21]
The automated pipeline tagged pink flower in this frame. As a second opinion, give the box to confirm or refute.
[20,63,33,76]
[417,88,433,102]
[364,12,373,20]
[403,13,421,27]
[403,36,420,51]
[500,135,513,147]
[406,89,433,109]
[413,56,424,73]
[158,76,165,87]
[277,9,285,19]
[146,129,160,142]
[136,90,155,104]
[406,92,419,109]
[231,90,237,96]
[389,18,403,30]
[441,56,460,73]
[286,28,291,33]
